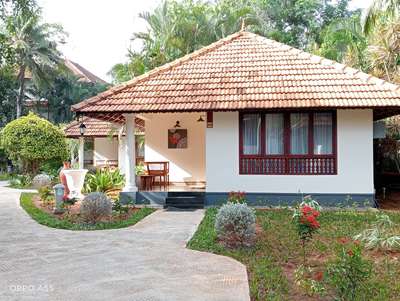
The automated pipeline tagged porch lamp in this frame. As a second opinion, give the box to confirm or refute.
[79,122,86,136]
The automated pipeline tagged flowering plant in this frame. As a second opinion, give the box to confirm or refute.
[293,197,321,265]
[228,191,246,204]
[293,202,321,241]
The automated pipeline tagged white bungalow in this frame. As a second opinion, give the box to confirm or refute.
[70,31,400,207]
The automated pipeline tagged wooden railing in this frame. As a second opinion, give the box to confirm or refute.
[239,156,336,175]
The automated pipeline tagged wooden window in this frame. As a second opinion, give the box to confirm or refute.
[239,111,337,175]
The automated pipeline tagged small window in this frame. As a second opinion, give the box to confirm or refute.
[314,112,333,154]
[242,114,261,155]
[265,113,284,155]
[290,113,309,155]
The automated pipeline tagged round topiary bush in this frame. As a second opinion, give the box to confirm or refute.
[32,174,52,189]
[215,202,256,248]
[1,112,68,174]
[80,192,112,224]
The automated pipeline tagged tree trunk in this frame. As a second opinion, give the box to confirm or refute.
[16,65,26,118]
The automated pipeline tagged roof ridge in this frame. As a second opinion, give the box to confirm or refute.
[72,31,245,112]
[246,32,400,94]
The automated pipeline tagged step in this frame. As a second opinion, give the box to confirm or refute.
[164,204,204,209]
[166,197,204,205]
[165,195,205,209]
[167,191,205,198]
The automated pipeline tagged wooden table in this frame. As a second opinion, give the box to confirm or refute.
[140,174,155,191]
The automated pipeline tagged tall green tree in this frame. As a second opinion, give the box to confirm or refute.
[1,10,64,117]
[315,13,367,70]
[110,0,356,83]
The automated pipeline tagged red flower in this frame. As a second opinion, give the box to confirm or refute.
[338,237,350,245]
[347,250,354,257]
[313,271,324,281]
[301,205,313,214]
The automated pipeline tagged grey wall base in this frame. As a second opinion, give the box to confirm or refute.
[205,193,376,208]
[120,191,376,208]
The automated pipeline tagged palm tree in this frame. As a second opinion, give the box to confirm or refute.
[2,11,63,118]
[363,0,400,34]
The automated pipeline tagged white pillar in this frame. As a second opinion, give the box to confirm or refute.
[78,136,84,169]
[123,113,137,192]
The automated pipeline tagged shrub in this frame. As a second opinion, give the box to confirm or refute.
[1,113,68,174]
[215,202,256,248]
[80,192,112,224]
[228,191,246,203]
[326,244,372,300]
[9,174,32,188]
[38,186,53,206]
[354,213,400,251]
[84,168,125,193]
[32,174,52,189]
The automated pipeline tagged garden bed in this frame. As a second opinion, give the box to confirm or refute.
[188,208,400,301]
[21,193,155,230]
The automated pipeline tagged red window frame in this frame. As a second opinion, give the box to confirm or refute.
[239,110,337,175]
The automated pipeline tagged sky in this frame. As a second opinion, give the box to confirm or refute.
[37,0,373,83]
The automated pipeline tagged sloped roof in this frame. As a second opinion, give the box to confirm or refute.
[64,117,144,138]
[72,31,400,119]
[64,60,108,85]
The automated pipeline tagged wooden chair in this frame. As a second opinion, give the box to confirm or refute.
[145,161,169,190]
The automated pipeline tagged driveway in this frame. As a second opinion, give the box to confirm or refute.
[0,184,249,301]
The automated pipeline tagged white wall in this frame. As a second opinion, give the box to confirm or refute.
[206,110,374,194]
[144,113,206,182]
[94,137,119,165]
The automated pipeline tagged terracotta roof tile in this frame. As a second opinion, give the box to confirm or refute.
[72,31,400,116]
[64,117,144,138]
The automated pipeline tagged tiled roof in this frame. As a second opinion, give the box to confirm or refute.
[72,31,400,116]
[64,117,144,138]
[64,60,108,85]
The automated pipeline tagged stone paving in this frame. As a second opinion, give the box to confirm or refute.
[0,183,250,301]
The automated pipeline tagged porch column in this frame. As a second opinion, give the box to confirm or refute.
[123,113,138,192]
[78,136,84,169]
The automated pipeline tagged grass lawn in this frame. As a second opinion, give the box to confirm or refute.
[188,208,400,301]
[20,193,155,231]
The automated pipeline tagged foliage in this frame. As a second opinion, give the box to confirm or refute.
[32,173,51,189]
[367,17,400,83]
[294,265,325,297]
[1,112,68,174]
[354,213,400,251]
[32,71,108,124]
[38,185,52,206]
[20,192,155,230]
[84,168,125,193]
[315,13,368,70]
[8,173,32,188]
[135,163,146,176]
[110,0,356,83]
[378,138,400,173]
[363,0,400,34]
[214,202,256,248]
[326,243,372,300]
[227,191,246,204]
[189,208,399,300]
[293,197,321,241]
[1,8,65,117]
[112,198,130,215]
[80,192,113,224]
[39,159,61,181]
[0,67,17,127]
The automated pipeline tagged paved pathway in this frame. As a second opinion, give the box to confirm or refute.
[0,183,249,301]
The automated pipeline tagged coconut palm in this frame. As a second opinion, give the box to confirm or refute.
[363,0,400,34]
[367,18,400,82]
[2,11,64,117]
